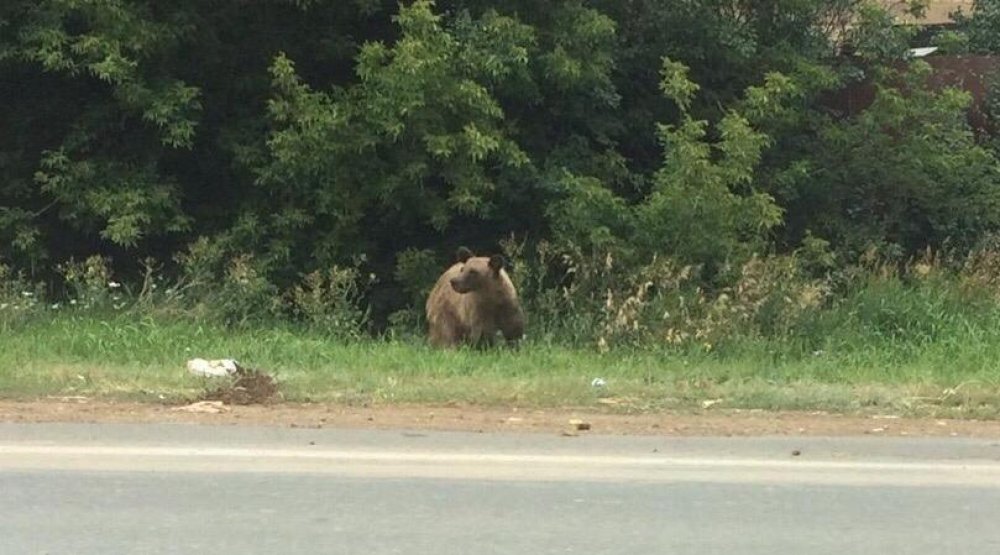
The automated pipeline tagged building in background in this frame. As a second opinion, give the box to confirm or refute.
[883,1,974,25]
[832,1,998,132]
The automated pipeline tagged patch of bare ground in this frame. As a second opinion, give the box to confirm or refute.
[200,365,281,405]
[3,399,1000,437]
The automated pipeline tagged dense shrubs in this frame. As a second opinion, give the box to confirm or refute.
[3,0,1000,349]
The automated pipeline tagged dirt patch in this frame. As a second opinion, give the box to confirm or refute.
[4,399,1000,438]
[200,365,280,405]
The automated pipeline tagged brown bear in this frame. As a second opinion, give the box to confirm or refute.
[425,247,525,348]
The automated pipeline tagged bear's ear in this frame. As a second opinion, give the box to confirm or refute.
[456,247,473,263]
[488,254,505,273]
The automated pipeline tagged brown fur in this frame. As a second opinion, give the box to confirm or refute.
[425,247,525,348]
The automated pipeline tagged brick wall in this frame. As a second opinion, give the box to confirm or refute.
[827,55,1000,131]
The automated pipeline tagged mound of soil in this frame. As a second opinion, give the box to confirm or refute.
[202,365,280,405]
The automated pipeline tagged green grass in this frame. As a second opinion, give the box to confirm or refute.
[3,310,1000,419]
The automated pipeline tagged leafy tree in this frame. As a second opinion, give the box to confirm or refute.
[3,0,1000,327]
[0,0,391,271]
[952,0,1000,54]
[252,0,536,284]
[550,58,790,270]
[0,0,198,267]
[772,62,1000,256]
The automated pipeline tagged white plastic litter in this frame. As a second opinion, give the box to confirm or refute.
[186,358,239,377]
[908,46,939,58]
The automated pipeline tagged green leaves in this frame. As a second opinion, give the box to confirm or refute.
[132,80,202,149]
[552,57,787,268]
[2,0,1000,328]
[11,0,201,148]
[660,57,700,112]
[951,0,1000,54]
[843,2,916,63]
[549,171,634,255]
[654,57,794,260]
[540,3,617,95]
[453,9,534,81]
[775,59,1000,255]
[256,0,533,262]
[33,149,189,247]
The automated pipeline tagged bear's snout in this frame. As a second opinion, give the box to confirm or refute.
[449,277,471,294]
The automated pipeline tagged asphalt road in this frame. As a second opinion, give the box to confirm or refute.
[1,423,1000,555]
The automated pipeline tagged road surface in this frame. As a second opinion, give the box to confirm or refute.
[1,422,999,554]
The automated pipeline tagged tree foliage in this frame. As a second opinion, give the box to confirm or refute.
[783,63,1000,255]
[254,1,533,269]
[2,0,1000,324]
[952,0,1000,53]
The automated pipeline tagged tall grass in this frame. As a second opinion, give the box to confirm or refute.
[3,247,1000,416]
[0,308,998,416]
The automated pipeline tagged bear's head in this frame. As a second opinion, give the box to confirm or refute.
[449,247,507,295]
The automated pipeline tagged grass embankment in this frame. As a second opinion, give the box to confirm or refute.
[3,311,1000,419]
